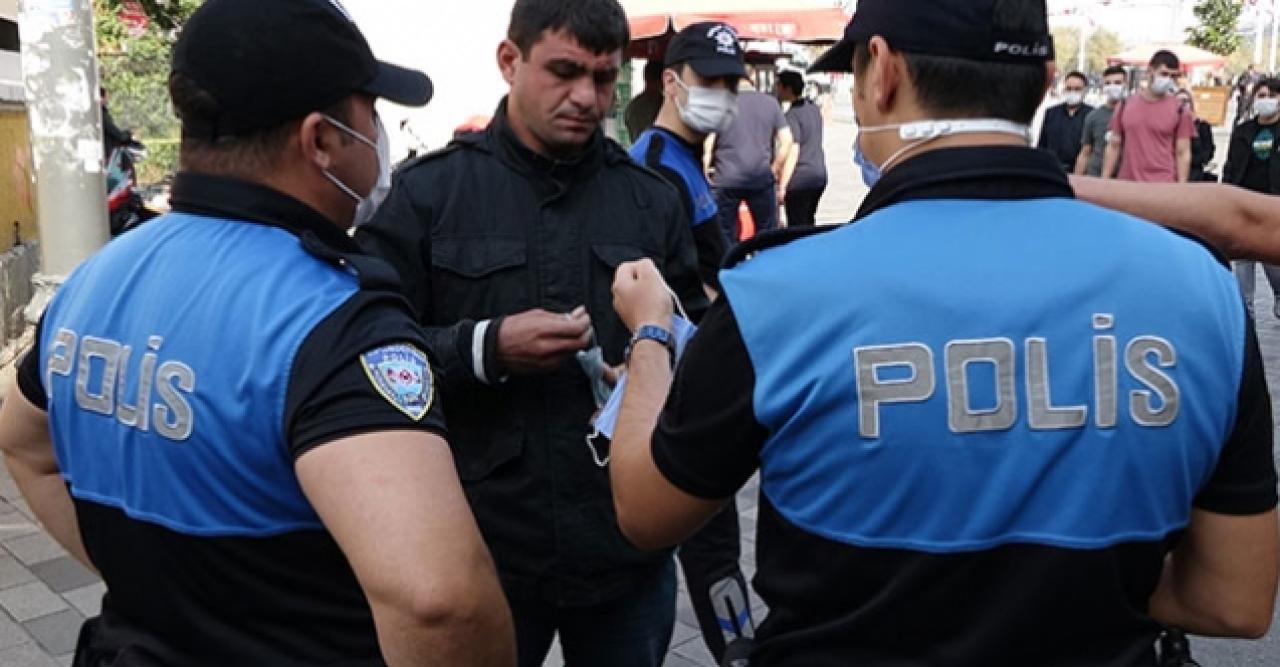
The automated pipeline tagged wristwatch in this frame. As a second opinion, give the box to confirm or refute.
[625,324,676,366]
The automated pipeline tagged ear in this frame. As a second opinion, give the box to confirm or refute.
[661,67,680,98]
[497,39,521,86]
[867,36,900,114]
[299,112,333,170]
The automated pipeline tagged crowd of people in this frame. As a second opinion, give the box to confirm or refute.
[0,0,1277,666]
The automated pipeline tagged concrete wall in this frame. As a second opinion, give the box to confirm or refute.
[0,240,36,355]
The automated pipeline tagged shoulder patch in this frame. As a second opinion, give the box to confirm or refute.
[360,343,434,421]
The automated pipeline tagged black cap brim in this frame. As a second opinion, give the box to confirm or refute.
[364,61,433,107]
[809,37,855,73]
[687,57,747,79]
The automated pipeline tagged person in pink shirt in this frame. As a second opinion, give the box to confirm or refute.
[1102,50,1195,182]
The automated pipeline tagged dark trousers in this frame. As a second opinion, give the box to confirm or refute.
[678,499,754,662]
[714,184,779,244]
[783,187,825,228]
[512,557,676,667]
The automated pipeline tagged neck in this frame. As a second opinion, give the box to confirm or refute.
[1141,88,1163,102]
[654,100,703,145]
[256,170,352,231]
[886,132,1026,173]
[1106,99,1120,108]
[1261,114,1280,125]
[503,102,584,160]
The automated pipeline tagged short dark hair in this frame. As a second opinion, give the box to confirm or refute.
[170,71,352,177]
[1103,65,1126,79]
[643,58,664,85]
[852,0,1048,124]
[1064,71,1087,86]
[507,0,629,57]
[777,70,805,97]
[1256,77,1280,96]
[1149,50,1180,71]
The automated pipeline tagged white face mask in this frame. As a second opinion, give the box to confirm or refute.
[321,113,389,227]
[1150,76,1175,96]
[1255,98,1280,119]
[1063,91,1084,107]
[857,118,1033,176]
[1103,84,1125,102]
[673,76,738,134]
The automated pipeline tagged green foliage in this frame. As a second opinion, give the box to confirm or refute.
[1186,0,1243,56]
[1050,27,1126,75]
[93,0,201,183]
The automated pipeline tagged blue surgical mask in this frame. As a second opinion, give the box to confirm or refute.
[853,133,882,188]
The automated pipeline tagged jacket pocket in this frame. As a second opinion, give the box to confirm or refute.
[590,242,649,270]
[430,237,529,321]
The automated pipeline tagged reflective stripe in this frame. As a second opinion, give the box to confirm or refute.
[472,319,492,384]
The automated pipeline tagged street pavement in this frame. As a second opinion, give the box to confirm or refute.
[0,120,1275,666]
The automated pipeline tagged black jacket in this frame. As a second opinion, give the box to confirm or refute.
[1225,118,1280,192]
[357,100,707,607]
[1190,118,1216,182]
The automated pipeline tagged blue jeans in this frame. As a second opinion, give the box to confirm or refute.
[513,557,676,667]
[714,184,779,245]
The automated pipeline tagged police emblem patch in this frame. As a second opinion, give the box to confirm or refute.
[360,344,434,421]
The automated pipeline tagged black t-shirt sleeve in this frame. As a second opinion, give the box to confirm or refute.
[1195,319,1278,515]
[16,315,46,410]
[651,297,769,499]
[285,289,447,460]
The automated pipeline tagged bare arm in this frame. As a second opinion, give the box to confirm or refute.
[297,432,515,667]
[779,140,801,203]
[1101,137,1121,179]
[1073,144,1093,176]
[772,127,795,181]
[1070,177,1280,262]
[1149,509,1279,637]
[609,260,725,550]
[1176,137,1192,183]
[0,391,92,570]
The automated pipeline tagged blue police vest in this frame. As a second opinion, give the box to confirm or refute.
[40,213,360,537]
[630,128,718,227]
[720,198,1244,553]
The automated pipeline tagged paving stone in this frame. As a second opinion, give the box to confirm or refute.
[28,558,97,595]
[2,533,65,566]
[0,642,60,667]
[0,610,30,650]
[0,582,67,622]
[0,556,34,590]
[61,583,104,618]
[663,652,708,667]
[22,610,83,656]
[0,514,40,542]
[56,654,73,667]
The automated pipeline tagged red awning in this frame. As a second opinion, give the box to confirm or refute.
[628,8,849,57]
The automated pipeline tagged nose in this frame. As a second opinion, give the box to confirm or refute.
[568,76,598,113]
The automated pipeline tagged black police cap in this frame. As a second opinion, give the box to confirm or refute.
[172,0,433,138]
[664,22,747,80]
[810,0,1054,73]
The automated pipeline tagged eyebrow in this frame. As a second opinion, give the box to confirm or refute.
[546,58,619,78]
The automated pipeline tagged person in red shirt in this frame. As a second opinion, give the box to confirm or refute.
[1102,50,1195,182]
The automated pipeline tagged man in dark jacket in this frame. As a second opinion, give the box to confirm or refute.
[357,1,707,665]
[1224,77,1280,318]
[1037,70,1092,171]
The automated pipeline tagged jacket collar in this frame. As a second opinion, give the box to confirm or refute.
[169,172,361,254]
[484,97,610,181]
[855,145,1073,221]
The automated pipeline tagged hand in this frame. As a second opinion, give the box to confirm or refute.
[612,259,674,333]
[496,307,592,375]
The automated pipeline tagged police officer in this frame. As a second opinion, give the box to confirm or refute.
[627,22,756,662]
[606,1,1280,665]
[0,1,514,665]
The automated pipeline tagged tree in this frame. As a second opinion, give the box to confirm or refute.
[93,0,201,182]
[1186,0,1243,56]
[1050,27,1125,75]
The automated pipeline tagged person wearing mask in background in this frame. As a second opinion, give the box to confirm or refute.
[1038,70,1093,172]
[627,25,756,662]
[1176,88,1216,182]
[0,1,516,665]
[604,0,1280,664]
[357,1,708,664]
[709,66,794,241]
[776,70,828,227]
[1075,66,1127,177]
[626,59,666,141]
[1224,77,1280,318]
[1103,50,1194,182]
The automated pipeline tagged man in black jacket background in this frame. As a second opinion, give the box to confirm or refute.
[357,1,706,665]
[1225,78,1280,318]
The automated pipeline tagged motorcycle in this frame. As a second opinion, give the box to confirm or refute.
[106,139,161,237]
